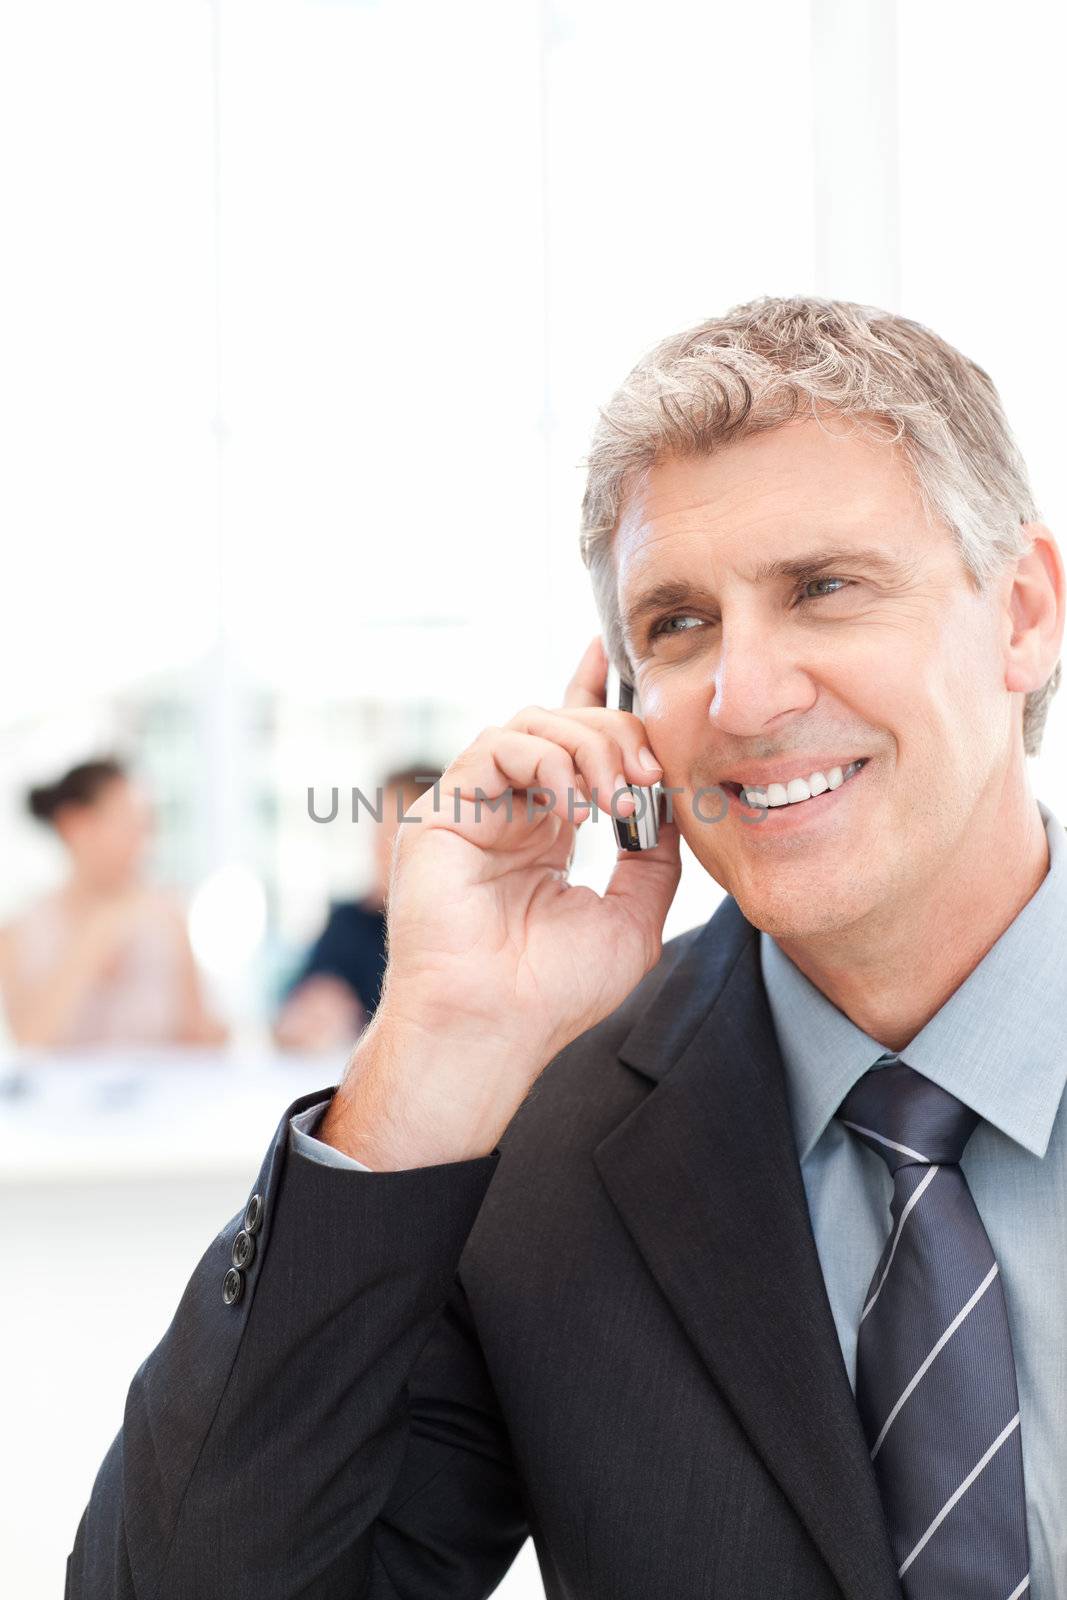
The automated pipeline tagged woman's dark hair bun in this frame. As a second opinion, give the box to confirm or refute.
[26,756,127,826]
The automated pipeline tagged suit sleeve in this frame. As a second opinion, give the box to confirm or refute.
[65,1087,530,1600]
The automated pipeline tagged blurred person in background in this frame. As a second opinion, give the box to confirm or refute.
[0,756,228,1049]
[272,763,442,1052]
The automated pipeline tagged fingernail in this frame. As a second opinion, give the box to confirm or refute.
[638,746,661,773]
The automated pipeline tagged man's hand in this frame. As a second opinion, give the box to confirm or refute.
[317,637,681,1169]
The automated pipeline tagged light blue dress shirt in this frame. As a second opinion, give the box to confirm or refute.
[290,800,1067,1595]
[760,798,1067,1597]
[290,1101,372,1169]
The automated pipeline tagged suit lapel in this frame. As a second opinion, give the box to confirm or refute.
[593,897,902,1600]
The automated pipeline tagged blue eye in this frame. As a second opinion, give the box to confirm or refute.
[649,614,703,638]
[800,577,850,600]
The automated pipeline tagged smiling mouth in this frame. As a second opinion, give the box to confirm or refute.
[721,758,869,809]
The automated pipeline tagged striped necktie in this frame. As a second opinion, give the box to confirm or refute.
[834,1058,1030,1598]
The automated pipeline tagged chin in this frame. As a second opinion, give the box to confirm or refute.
[726,877,868,943]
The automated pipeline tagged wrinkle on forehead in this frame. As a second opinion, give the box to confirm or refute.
[612,421,933,598]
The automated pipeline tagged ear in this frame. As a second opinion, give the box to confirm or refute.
[1002,523,1065,698]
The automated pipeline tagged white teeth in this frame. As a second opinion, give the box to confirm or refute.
[740,760,863,809]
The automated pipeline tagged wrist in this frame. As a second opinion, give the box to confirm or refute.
[317,1004,548,1170]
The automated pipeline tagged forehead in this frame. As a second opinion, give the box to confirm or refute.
[614,417,929,593]
[95,776,133,807]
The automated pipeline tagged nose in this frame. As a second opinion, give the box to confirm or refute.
[707,613,817,738]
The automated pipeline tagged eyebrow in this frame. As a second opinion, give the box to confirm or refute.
[621,545,910,636]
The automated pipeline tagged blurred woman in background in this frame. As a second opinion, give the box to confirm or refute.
[0,756,228,1049]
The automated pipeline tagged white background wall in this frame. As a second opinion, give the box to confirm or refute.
[2,1,1066,1595]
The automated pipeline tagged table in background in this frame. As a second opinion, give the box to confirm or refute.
[0,1047,543,1599]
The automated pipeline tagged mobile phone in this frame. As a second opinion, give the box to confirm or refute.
[604,662,661,851]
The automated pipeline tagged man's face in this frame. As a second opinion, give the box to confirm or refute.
[616,415,1020,942]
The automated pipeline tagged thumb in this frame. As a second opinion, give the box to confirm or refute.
[602,818,682,947]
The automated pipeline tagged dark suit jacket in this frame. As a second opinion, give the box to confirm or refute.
[67,894,904,1599]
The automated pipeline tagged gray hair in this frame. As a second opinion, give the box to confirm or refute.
[579,296,1060,757]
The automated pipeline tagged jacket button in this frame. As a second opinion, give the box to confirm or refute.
[243,1193,263,1235]
[232,1230,256,1271]
[223,1268,244,1306]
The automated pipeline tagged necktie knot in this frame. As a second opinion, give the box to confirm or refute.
[835,1058,979,1173]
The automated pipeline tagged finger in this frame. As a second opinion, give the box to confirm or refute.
[504,704,662,812]
[562,635,609,709]
[424,729,592,839]
[603,817,683,950]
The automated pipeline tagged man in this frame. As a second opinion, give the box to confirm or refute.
[273,765,442,1052]
[67,299,1065,1598]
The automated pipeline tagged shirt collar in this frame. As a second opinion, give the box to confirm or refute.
[761,798,1067,1163]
